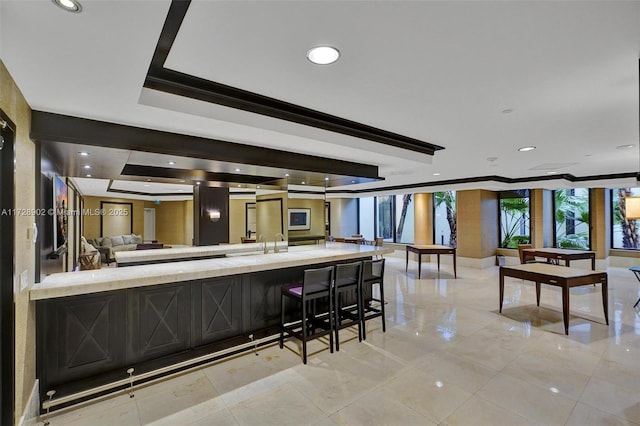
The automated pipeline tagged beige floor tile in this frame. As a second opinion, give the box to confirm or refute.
[186,408,239,426]
[330,387,434,426]
[566,402,639,426]
[46,394,140,426]
[580,377,640,422]
[592,358,640,393]
[229,383,327,426]
[476,373,577,425]
[378,367,473,424]
[441,395,530,426]
[412,351,498,393]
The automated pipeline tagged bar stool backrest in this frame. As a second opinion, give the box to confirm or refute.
[303,266,334,297]
[363,258,385,282]
[335,261,363,289]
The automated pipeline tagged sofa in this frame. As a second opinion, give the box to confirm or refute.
[89,234,143,262]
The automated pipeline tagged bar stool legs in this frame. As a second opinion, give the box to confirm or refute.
[362,259,386,341]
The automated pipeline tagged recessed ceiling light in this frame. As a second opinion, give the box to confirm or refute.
[52,0,82,13]
[178,189,184,192]
[85,174,92,178]
[351,180,356,184]
[147,179,152,182]
[301,181,305,185]
[77,151,89,156]
[180,180,186,183]
[167,161,176,165]
[501,109,514,114]
[547,171,558,175]
[616,144,635,150]
[237,184,242,187]
[518,146,536,152]
[285,173,290,177]
[234,168,241,172]
[256,185,261,189]
[143,184,150,187]
[433,173,441,176]
[324,177,329,181]
[196,182,200,185]
[83,165,91,169]
[307,46,340,65]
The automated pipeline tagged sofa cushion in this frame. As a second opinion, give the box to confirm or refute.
[132,234,143,244]
[122,234,134,244]
[101,237,113,248]
[110,236,125,247]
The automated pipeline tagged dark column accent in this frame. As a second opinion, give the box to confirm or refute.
[194,186,229,246]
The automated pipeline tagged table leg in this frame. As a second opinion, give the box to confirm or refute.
[406,249,409,272]
[499,269,504,313]
[565,259,571,267]
[437,254,441,273]
[453,252,457,278]
[602,277,609,325]
[536,282,541,306]
[562,285,570,335]
[591,256,596,270]
[418,253,422,279]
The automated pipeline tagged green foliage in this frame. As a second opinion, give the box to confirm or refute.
[499,197,530,248]
[554,189,590,249]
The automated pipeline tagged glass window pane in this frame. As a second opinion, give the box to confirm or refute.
[554,188,590,249]
[499,191,530,248]
[612,188,640,249]
[395,193,414,244]
[358,197,375,240]
[376,195,394,242]
[434,191,456,247]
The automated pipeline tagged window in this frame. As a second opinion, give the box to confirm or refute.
[499,190,531,248]
[395,194,414,244]
[433,191,456,247]
[376,195,394,241]
[612,188,640,249]
[553,188,590,249]
[358,197,375,240]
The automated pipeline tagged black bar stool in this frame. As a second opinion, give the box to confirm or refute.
[280,265,334,364]
[361,258,386,340]
[333,261,363,351]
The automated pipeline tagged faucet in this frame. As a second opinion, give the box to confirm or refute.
[274,233,285,253]
[258,235,268,254]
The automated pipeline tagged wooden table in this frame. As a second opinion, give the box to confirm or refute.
[499,263,608,335]
[524,248,596,270]
[629,266,640,308]
[406,244,457,279]
[344,237,365,244]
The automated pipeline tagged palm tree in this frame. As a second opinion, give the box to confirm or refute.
[554,189,589,249]
[396,194,412,242]
[500,197,530,248]
[434,191,456,247]
[614,188,639,248]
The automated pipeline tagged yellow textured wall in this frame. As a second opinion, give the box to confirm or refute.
[183,199,193,245]
[590,188,609,260]
[457,190,498,258]
[229,198,250,244]
[414,193,433,244]
[154,201,187,245]
[82,196,144,238]
[1,60,37,421]
[288,198,325,237]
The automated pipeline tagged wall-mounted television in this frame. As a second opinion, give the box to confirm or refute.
[53,175,68,251]
[288,208,310,231]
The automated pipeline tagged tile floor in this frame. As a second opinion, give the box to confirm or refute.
[42,257,640,425]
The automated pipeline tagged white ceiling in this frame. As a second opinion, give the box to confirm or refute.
[1,0,640,198]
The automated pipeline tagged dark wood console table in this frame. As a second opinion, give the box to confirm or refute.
[406,244,457,279]
[523,248,596,270]
[499,263,608,335]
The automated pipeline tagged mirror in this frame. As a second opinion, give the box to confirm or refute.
[286,182,327,247]
[228,188,256,244]
[256,178,288,252]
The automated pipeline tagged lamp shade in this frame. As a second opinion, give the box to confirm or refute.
[625,196,640,219]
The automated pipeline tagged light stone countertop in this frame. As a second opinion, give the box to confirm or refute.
[31,243,393,300]
[114,241,289,264]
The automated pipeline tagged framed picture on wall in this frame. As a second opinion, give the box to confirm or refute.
[53,175,68,251]
[288,208,310,231]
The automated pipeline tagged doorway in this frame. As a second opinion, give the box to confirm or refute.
[0,110,16,425]
[144,208,156,242]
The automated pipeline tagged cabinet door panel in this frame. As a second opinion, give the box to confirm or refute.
[192,277,242,346]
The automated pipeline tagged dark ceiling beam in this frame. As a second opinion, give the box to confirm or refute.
[30,110,382,180]
[144,0,444,157]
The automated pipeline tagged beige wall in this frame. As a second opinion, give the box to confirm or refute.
[183,199,193,246]
[83,196,144,239]
[414,193,433,244]
[150,200,192,246]
[288,198,325,238]
[590,188,610,260]
[1,60,37,421]
[256,191,287,241]
[452,190,499,259]
[229,198,250,244]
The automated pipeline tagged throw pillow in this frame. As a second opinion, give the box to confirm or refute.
[122,234,134,244]
[110,236,125,247]
[101,237,112,248]
[132,234,143,244]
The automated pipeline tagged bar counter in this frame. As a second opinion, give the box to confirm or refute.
[31,242,392,300]
[32,243,393,410]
